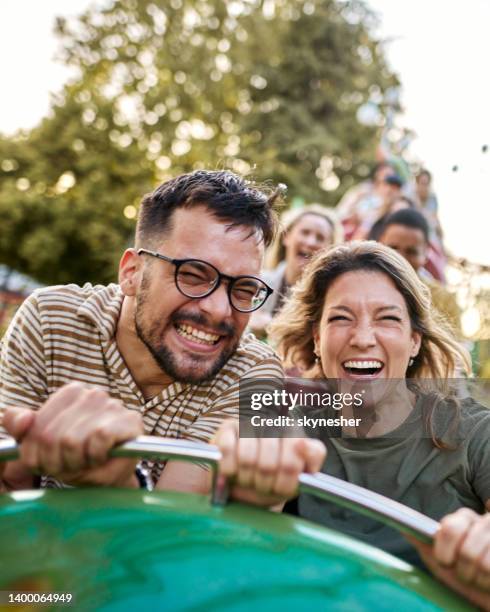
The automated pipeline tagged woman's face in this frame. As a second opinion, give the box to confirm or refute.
[283,213,333,281]
[313,270,421,380]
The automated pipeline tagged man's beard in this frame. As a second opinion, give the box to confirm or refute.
[134,282,240,384]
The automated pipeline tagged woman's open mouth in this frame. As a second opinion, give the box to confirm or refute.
[342,360,384,378]
[297,250,314,264]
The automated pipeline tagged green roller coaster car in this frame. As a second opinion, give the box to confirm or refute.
[0,437,473,611]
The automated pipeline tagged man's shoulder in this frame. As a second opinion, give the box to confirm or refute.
[29,283,120,318]
[26,283,123,337]
[19,283,122,337]
[32,282,118,306]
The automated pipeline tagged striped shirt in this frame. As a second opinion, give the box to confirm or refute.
[0,283,283,484]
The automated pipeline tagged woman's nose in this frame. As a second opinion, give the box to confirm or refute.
[349,322,376,348]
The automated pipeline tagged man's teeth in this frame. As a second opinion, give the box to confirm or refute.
[176,324,220,345]
[343,360,383,369]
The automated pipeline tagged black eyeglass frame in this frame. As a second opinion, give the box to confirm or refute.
[137,248,273,313]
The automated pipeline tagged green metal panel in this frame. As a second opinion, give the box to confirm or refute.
[0,489,472,611]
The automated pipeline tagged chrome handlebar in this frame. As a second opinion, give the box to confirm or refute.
[0,436,437,543]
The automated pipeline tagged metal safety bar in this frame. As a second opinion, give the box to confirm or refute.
[0,436,437,542]
[299,472,438,543]
[0,436,227,505]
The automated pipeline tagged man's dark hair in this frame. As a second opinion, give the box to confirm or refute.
[136,170,279,248]
[384,173,403,188]
[394,195,416,209]
[377,208,430,243]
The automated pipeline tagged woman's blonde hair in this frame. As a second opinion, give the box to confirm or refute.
[269,241,470,379]
[265,204,343,270]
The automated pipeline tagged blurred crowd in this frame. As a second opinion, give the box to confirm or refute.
[250,161,462,342]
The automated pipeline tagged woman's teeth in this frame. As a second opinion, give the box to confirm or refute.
[176,324,220,345]
[343,360,383,375]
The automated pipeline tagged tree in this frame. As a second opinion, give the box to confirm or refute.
[0,0,398,284]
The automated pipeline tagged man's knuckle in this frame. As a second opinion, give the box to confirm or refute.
[458,541,477,563]
[105,397,121,409]
[86,388,108,403]
[92,426,111,443]
[37,430,56,448]
[60,434,79,452]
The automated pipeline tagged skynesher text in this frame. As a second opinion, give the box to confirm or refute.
[251,415,362,428]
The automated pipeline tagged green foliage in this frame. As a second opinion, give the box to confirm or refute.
[0,0,398,284]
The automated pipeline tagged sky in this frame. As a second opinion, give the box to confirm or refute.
[0,0,488,264]
[368,0,490,265]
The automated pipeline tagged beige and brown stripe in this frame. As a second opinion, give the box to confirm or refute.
[0,283,284,485]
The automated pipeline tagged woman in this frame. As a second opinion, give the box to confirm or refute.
[249,204,342,338]
[214,242,490,608]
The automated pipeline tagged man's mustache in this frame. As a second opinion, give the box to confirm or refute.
[171,310,236,336]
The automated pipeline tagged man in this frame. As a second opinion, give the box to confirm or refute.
[1,170,322,495]
[375,208,461,335]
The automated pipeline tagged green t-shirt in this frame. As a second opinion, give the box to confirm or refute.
[296,396,490,568]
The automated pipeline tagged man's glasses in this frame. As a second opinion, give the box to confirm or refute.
[137,249,273,313]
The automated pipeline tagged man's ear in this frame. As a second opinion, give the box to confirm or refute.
[118,248,141,296]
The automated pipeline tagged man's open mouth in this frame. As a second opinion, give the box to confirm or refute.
[342,360,384,376]
[175,323,221,346]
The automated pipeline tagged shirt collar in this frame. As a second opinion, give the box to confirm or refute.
[76,283,124,340]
